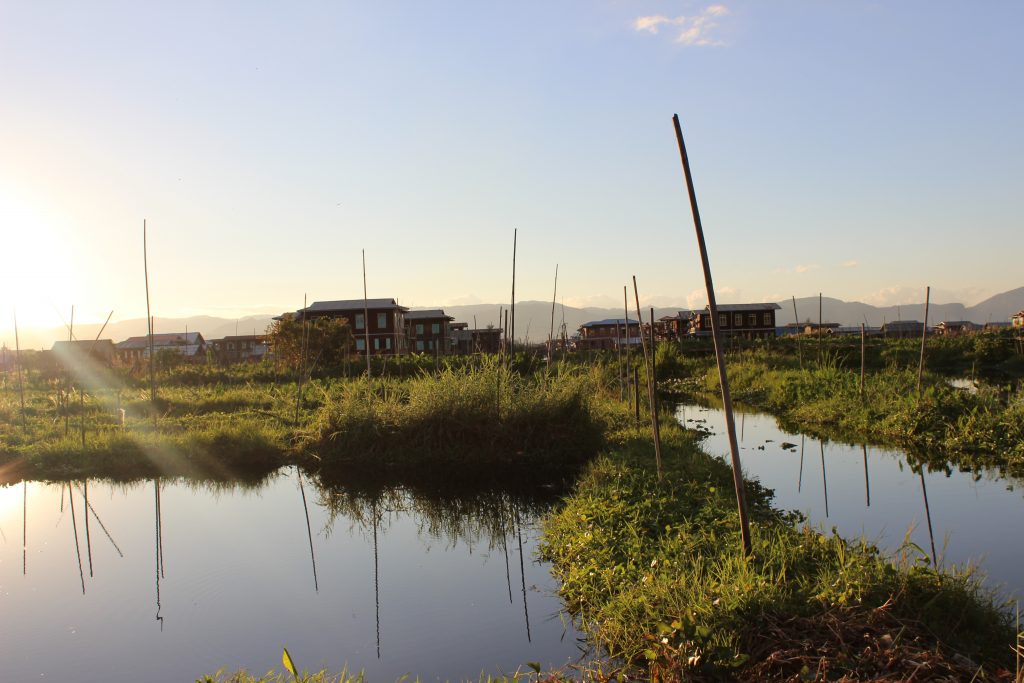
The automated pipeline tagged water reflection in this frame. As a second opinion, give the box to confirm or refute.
[0,473,584,682]
[676,402,1024,599]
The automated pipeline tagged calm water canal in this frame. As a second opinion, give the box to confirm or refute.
[0,472,584,682]
[675,402,1024,600]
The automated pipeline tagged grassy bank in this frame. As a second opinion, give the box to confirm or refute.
[540,416,1018,680]
[1,360,608,483]
[664,347,1024,477]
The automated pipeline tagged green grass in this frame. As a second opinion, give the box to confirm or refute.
[668,346,1024,477]
[540,416,1017,680]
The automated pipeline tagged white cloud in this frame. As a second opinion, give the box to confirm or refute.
[633,5,730,46]
[794,264,820,274]
[841,260,859,269]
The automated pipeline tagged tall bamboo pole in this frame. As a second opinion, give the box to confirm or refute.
[917,286,930,397]
[791,295,802,370]
[14,310,26,427]
[143,221,157,427]
[510,229,517,365]
[362,250,371,377]
[649,305,664,478]
[66,306,73,436]
[623,286,632,414]
[672,113,751,555]
[547,264,558,373]
[295,294,308,425]
[860,322,866,398]
[818,292,823,364]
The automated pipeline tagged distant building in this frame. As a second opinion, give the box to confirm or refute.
[51,339,116,367]
[658,311,695,340]
[575,318,643,351]
[934,321,981,336]
[283,298,408,356]
[452,324,502,354]
[882,320,924,338]
[116,332,206,365]
[405,309,455,355]
[1013,311,1024,329]
[985,321,1012,332]
[208,335,269,364]
[691,303,781,339]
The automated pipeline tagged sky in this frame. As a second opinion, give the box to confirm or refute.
[1,1,1022,339]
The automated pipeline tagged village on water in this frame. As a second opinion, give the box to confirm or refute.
[6,298,1024,371]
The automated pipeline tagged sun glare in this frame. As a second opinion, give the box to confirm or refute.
[0,189,78,331]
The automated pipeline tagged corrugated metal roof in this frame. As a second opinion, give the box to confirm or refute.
[405,309,453,320]
[580,318,640,328]
[707,303,782,312]
[116,332,203,349]
[306,298,408,312]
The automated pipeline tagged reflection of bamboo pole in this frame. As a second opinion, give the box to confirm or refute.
[68,484,86,594]
[84,493,123,557]
[22,481,26,575]
[514,501,531,643]
[919,470,938,567]
[820,442,829,518]
[155,479,165,578]
[154,478,164,629]
[798,435,804,493]
[862,444,871,507]
[296,468,319,592]
[373,499,381,659]
[84,480,93,577]
[500,497,512,603]
[672,114,752,555]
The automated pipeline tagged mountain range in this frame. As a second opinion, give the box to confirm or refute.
[5,288,1023,350]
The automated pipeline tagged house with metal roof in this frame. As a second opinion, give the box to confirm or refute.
[283,298,408,356]
[115,332,206,365]
[405,309,455,355]
[934,321,981,336]
[691,303,781,338]
[575,318,643,351]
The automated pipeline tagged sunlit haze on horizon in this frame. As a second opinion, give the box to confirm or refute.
[2,1,1021,339]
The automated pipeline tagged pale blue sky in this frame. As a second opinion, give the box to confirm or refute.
[1,1,1021,333]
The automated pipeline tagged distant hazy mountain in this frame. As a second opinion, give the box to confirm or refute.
[5,288,1021,349]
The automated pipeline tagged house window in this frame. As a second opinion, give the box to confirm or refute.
[355,314,365,330]
[748,313,757,326]
[416,323,424,335]
[377,313,387,329]
[734,314,743,326]
[385,337,392,350]
[763,313,772,326]
[719,313,728,327]
[428,340,434,350]
[373,338,381,350]
[416,340,424,352]
[431,323,440,334]
[356,338,365,351]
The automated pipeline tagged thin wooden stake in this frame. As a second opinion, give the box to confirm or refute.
[66,306,73,436]
[860,322,866,399]
[547,264,558,373]
[792,295,802,370]
[632,278,662,480]
[917,285,930,397]
[295,294,308,425]
[672,113,751,555]
[143,221,157,427]
[510,229,517,365]
[362,250,371,377]
[623,286,632,414]
[14,310,26,428]
[818,292,823,364]
[650,306,664,477]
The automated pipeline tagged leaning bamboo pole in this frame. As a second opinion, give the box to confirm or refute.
[14,310,25,428]
[631,278,663,480]
[362,250,371,377]
[623,286,632,413]
[547,264,558,373]
[509,229,517,366]
[917,286,931,397]
[672,113,752,555]
[143,221,157,427]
